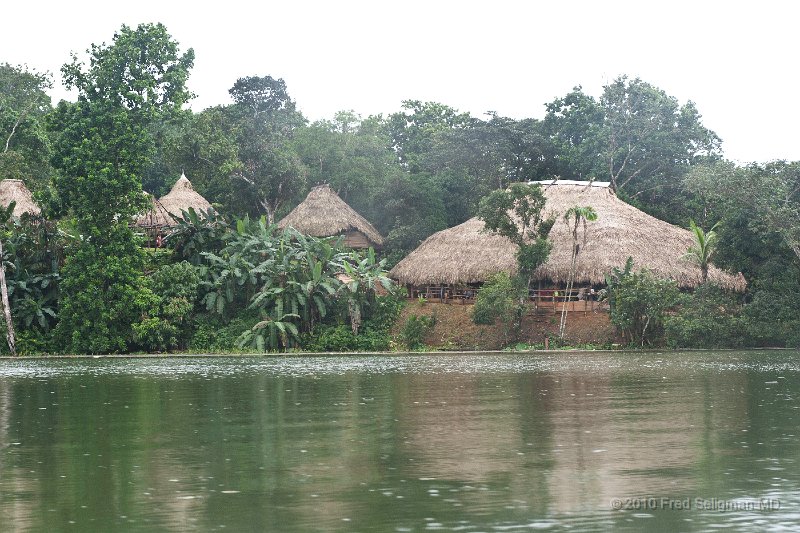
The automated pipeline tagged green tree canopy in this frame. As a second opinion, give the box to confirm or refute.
[51,23,194,353]
[0,63,53,187]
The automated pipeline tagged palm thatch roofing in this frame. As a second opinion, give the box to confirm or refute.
[135,192,172,228]
[389,180,746,291]
[0,179,41,218]
[135,174,213,227]
[277,184,384,247]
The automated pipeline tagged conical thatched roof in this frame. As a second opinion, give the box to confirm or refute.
[277,184,384,247]
[136,174,213,227]
[134,192,172,227]
[0,179,41,218]
[390,181,746,291]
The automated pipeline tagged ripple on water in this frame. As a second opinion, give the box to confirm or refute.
[1,350,800,380]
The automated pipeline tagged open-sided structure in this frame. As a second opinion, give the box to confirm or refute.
[389,181,746,299]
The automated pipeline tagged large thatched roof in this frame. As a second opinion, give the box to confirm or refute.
[390,181,746,291]
[277,184,384,247]
[136,174,212,227]
[0,179,41,218]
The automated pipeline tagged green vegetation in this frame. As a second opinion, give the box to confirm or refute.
[401,313,436,350]
[559,205,598,338]
[472,272,524,344]
[0,22,798,353]
[603,258,682,347]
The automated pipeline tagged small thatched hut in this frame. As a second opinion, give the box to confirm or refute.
[390,180,746,292]
[0,179,41,218]
[136,174,213,228]
[277,184,384,249]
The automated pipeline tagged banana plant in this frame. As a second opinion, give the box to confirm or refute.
[333,247,392,334]
[237,311,300,351]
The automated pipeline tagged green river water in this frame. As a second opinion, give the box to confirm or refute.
[0,351,798,532]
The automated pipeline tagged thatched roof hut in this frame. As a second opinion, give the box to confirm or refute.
[136,174,213,228]
[390,180,746,291]
[277,184,384,248]
[0,179,41,218]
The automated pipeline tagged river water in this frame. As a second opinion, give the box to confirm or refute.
[0,351,798,532]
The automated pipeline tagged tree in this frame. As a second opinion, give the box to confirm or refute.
[291,112,404,229]
[686,160,800,264]
[559,205,597,338]
[51,23,194,353]
[600,76,721,198]
[226,75,307,221]
[544,78,721,206]
[385,100,472,172]
[161,106,240,209]
[0,64,53,189]
[543,86,605,180]
[685,219,720,283]
[477,183,554,336]
[0,202,17,355]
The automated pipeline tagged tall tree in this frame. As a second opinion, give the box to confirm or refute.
[543,86,605,180]
[385,100,471,172]
[226,75,306,221]
[544,78,721,208]
[686,160,800,263]
[601,76,721,197]
[52,23,194,353]
[477,183,554,340]
[0,64,53,188]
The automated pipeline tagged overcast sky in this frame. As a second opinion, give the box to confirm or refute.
[4,1,798,163]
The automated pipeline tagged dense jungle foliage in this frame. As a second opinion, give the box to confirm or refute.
[1,22,798,353]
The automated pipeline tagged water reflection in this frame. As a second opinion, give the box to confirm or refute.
[0,352,799,531]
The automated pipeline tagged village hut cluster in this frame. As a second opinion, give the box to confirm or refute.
[1,173,744,315]
[389,180,746,308]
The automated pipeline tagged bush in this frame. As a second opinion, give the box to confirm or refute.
[133,261,201,352]
[304,324,392,352]
[189,311,261,352]
[664,284,747,348]
[742,261,800,348]
[605,258,682,347]
[367,286,407,330]
[401,314,436,349]
[472,272,525,342]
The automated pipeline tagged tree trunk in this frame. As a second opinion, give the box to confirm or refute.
[559,247,577,339]
[0,238,16,356]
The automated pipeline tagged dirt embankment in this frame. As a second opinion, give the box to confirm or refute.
[394,301,617,350]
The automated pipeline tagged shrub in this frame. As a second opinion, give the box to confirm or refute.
[133,261,201,352]
[664,284,747,348]
[190,311,261,352]
[304,324,392,352]
[605,258,682,347]
[472,272,525,343]
[401,314,436,349]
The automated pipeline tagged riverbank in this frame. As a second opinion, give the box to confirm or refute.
[393,301,617,350]
[2,346,795,359]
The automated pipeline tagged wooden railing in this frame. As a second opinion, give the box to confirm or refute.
[408,286,601,312]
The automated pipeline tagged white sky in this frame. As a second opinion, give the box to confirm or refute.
[4,0,798,163]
